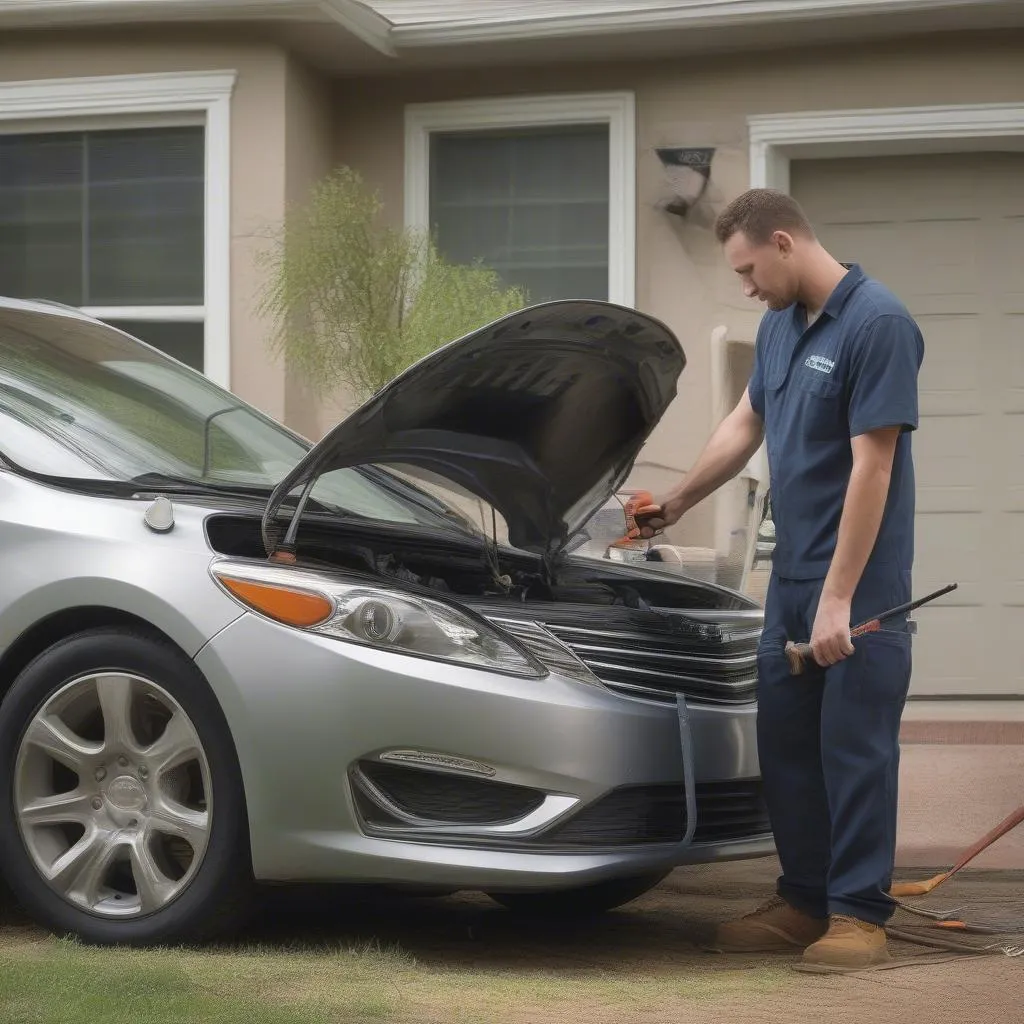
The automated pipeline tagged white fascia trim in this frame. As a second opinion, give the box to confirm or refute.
[0,0,396,55]
[389,0,1002,46]
[404,92,636,308]
[319,0,395,54]
[748,101,1024,191]
[0,70,236,388]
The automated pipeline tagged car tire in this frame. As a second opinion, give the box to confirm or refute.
[0,628,253,946]
[487,869,670,917]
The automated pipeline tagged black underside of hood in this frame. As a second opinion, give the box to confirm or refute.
[263,299,685,558]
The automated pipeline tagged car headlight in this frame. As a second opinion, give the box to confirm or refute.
[211,561,546,679]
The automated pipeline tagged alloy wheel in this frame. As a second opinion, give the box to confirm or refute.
[13,671,212,918]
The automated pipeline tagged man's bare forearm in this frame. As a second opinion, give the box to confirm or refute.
[821,427,900,603]
[664,393,764,517]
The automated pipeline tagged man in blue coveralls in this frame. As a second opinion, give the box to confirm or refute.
[639,188,924,971]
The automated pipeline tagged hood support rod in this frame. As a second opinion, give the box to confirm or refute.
[266,474,318,563]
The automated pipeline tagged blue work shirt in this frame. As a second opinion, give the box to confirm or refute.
[748,264,924,580]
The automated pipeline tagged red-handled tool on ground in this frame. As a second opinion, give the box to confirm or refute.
[784,582,958,676]
[890,800,1024,898]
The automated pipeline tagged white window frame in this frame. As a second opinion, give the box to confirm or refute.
[404,92,636,307]
[0,70,236,387]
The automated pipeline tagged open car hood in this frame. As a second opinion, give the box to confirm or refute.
[263,299,685,558]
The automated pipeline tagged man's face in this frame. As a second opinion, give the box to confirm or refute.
[723,229,798,311]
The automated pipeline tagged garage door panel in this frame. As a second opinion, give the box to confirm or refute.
[915,511,985,597]
[911,607,991,696]
[829,226,983,298]
[993,217,1024,293]
[902,297,983,318]
[1002,315,1024,414]
[793,151,1021,696]
[1004,439,1024,512]
[812,223,905,281]
[914,414,986,512]
[900,219,984,296]
[916,314,982,416]
[792,152,1016,212]
[998,513,1024,605]
[912,606,1023,697]
[993,608,1024,694]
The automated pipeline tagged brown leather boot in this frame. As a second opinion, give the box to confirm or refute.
[800,914,891,970]
[709,896,829,953]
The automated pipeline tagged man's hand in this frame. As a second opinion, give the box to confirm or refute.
[635,495,684,539]
[810,591,855,667]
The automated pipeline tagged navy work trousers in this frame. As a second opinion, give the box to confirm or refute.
[756,564,913,925]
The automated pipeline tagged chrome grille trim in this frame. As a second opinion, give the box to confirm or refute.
[567,643,757,677]
[487,613,760,704]
[545,622,762,652]
[487,617,604,687]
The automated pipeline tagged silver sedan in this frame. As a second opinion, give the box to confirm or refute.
[0,295,772,946]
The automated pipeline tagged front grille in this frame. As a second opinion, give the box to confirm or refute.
[693,781,771,843]
[535,784,686,847]
[542,620,759,704]
[354,761,544,826]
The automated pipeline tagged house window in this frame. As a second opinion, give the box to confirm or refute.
[0,124,205,371]
[429,124,610,302]
[406,93,635,307]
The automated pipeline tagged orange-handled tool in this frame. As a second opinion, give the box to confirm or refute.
[610,490,662,548]
[784,582,958,675]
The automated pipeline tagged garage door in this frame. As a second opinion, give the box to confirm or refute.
[791,152,1024,697]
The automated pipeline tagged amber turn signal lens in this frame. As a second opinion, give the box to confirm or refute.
[217,576,333,627]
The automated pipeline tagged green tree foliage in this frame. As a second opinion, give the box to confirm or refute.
[257,167,528,402]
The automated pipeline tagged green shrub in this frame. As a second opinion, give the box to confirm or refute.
[258,166,528,403]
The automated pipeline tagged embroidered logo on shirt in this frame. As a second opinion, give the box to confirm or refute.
[804,354,835,374]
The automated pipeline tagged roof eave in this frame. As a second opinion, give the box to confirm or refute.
[319,0,395,56]
[387,0,1011,48]
[0,0,397,56]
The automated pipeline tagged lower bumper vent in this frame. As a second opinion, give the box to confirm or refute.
[533,781,771,848]
[535,785,687,847]
[354,760,544,826]
[693,781,770,843]
[352,763,770,849]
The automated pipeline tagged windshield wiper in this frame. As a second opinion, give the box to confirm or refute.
[129,472,353,517]
[130,472,270,496]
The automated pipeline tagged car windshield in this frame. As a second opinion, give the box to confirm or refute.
[0,305,476,532]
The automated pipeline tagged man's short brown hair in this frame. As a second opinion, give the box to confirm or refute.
[714,188,815,246]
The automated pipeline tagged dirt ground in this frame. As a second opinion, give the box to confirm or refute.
[248,858,1024,1022]
[3,857,1022,1023]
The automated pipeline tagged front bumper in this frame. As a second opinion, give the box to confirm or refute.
[195,612,773,888]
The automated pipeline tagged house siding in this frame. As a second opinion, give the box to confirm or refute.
[282,56,338,439]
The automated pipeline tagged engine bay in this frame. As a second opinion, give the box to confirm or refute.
[204,511,749,613]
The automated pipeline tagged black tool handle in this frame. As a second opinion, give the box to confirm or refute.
[858,582,958,631]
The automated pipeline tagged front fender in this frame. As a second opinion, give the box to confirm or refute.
[0,487,244,660]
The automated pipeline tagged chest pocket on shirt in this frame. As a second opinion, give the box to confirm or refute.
[796,368,841,398]
[793,365,845,439]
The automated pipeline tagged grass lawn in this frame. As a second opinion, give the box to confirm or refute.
[0,919,790,1024]
[12,859,1024,1023]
